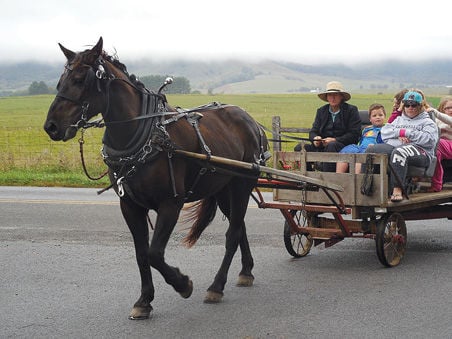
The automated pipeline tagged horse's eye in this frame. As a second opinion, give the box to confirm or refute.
[73,76,84,84]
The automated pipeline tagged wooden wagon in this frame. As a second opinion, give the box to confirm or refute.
[251,116,452,267]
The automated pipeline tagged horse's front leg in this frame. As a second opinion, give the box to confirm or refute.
[120,199,154,320]
[149,200,193,299]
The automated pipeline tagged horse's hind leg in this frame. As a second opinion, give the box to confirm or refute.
[204,182,254,303]
[236,226,254,287]
[120,200,154,320]
[216,198,255,289]
[217,195,254,287]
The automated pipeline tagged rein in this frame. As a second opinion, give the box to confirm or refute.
[78,128,109,181]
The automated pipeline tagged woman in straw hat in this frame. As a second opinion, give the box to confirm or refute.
[295,81,361,172]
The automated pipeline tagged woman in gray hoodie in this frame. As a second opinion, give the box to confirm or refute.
[365,90,438,202]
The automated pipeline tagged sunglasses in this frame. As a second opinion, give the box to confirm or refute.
[404,103,419,108]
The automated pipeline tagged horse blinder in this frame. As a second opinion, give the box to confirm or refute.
[85,58,106,92]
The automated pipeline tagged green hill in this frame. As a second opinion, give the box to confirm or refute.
[2,58,452,96]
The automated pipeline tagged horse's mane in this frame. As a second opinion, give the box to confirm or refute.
[102,51,146,90]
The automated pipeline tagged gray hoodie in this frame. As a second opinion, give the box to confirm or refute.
[381,111,439,159]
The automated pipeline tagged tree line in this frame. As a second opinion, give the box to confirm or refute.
[26,75,192,96]
[139,75,191,94]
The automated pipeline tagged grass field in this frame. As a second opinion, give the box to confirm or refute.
[0,92,441,187]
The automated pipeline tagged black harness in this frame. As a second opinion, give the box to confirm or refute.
[102,104,222,200]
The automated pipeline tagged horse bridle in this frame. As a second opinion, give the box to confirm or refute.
[54,56,110,130]
[57,56,177,134]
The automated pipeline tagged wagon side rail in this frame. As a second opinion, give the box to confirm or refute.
[271,112,371,153]
[273,151,390,212]
[272,116,310,152]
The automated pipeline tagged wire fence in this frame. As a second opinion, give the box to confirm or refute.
[0,127,106,172]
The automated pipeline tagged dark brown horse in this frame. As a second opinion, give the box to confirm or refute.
[43,37,269,319]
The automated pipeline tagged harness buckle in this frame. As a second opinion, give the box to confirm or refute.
[138,144,153,163]
[117,177,125,197]
[96,65,106,79]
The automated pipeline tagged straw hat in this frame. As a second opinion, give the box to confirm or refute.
[318,81,351,102]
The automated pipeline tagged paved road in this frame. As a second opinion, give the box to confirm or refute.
[0,186,451,338]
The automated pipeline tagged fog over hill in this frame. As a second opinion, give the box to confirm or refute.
[2,58,452,95]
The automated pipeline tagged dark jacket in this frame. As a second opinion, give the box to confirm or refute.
[309,102,361,146]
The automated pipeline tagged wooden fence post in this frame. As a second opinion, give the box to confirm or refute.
[272,116,281,152]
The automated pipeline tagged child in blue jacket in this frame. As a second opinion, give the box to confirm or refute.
[336,103,386,173]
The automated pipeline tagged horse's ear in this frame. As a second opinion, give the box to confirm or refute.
[83,37,104,64]
[59,43,76,61]
[92,37,103,57]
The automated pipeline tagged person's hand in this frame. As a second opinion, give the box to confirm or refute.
[429,108,439,118]
[322,137,336,145]
[426,107,438,116]
[399,136,410,143]
[313,136,322,147]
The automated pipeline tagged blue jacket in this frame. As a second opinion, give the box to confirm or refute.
[359,125,383,148]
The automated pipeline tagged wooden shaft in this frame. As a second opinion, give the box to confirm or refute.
[174,149,343,192]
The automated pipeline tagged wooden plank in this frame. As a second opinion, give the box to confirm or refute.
[386,190,452,212]
[257,201,351,214]
[273,151,389,207]
[300,227,345,239]
[280,127,311,133]
[312,217,369,233]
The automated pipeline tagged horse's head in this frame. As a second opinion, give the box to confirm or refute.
[44,37,109,141]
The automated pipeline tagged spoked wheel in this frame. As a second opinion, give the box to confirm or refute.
[376,213,407,267]
[283,210,313,258]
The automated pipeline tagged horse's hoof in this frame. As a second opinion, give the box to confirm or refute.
[237,274,254,287]
[203,290,223,303]
[128,305,153,320]
[179,279,193,299]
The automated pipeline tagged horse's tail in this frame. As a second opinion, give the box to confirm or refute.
[182,197,218,248]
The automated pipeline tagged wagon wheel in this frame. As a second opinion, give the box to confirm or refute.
[283,210,313,258]
[375,213,407,267]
